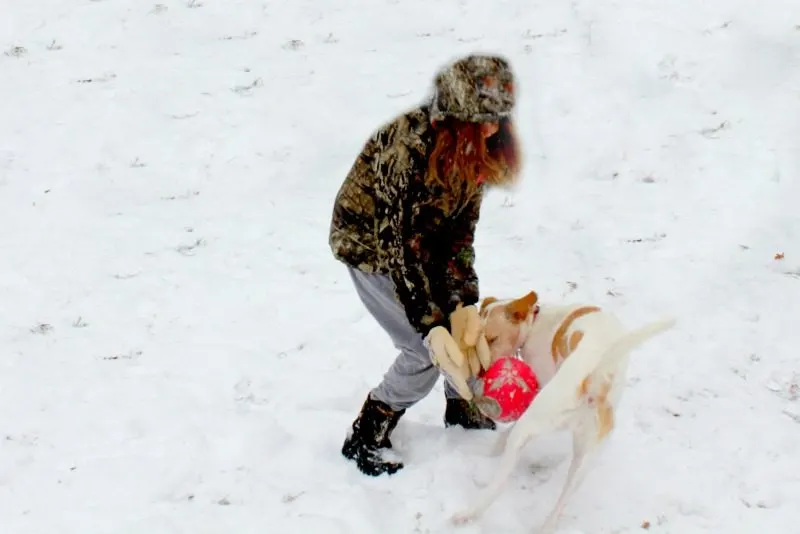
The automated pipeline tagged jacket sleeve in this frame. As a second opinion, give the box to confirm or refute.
[375,167,451,337]
[379,191,483,337]
[440,193,482,311]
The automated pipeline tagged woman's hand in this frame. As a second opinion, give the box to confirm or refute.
[426,326,474,400]
[424,303,493,401]
[449,303,492,375]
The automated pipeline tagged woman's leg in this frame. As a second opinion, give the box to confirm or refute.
[348,267,441,410]
[349,268,495,430]
[341,267,495,477]
[341,267,439,476]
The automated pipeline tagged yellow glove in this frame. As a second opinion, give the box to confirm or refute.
[449,304,492,375]
[426,326,474,400]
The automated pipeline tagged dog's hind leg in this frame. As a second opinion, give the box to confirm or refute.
[537,431,600,534]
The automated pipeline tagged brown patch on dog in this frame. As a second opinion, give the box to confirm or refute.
[480,296,499,317]
[568,330,584,353]
[576,376,615,440]
[551,306,601,363]
[578,376,591,396]
[595,380,615,440]
[505,291,538,323]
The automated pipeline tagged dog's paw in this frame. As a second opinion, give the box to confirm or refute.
[451,512,476,526]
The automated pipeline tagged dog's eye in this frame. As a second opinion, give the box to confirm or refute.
[487,337,497,345]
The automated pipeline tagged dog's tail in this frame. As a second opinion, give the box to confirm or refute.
[594,316,677,374]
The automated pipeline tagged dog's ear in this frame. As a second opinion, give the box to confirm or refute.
[479,296,498,317]
[506,291,539,323]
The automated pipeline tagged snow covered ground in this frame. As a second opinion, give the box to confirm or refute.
[2,0,799,532]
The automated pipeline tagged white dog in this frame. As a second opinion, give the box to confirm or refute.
[452,290,676,533]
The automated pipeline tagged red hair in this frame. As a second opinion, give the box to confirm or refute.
[426,117,521,199]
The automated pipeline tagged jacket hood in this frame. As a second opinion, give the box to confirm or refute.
[429,53,516,123]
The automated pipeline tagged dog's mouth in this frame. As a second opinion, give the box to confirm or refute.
[474,396,501,420]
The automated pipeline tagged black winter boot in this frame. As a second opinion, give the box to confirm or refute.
[444,398,497,430]
[342,395,406,476]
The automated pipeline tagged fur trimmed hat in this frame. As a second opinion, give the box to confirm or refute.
[429,53,516,123]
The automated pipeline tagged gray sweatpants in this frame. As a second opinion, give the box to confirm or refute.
[348,266,460,411]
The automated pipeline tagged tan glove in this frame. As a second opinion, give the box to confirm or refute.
[426,326,474,400]
[449,303,492,375]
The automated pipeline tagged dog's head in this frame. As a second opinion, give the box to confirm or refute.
[479,290,539,362]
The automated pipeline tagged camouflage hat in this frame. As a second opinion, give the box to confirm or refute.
[429,53,516,123]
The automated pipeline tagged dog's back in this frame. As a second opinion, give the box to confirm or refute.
[518,304,627,389]
[520,315,676,431]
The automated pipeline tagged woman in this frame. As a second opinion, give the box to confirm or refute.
[329,53,522,476]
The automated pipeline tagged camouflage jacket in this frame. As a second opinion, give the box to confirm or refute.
[328,54,515,336]
[329,104,484,336]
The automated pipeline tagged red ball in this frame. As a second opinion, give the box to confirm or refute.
[473,356,539,423]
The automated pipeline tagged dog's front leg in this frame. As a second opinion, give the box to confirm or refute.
[452,419,538,525]
[451,437,522,526]
[454,397,574,527]
[490,425,512,456]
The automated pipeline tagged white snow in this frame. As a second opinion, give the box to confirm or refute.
[2,0,799,532]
